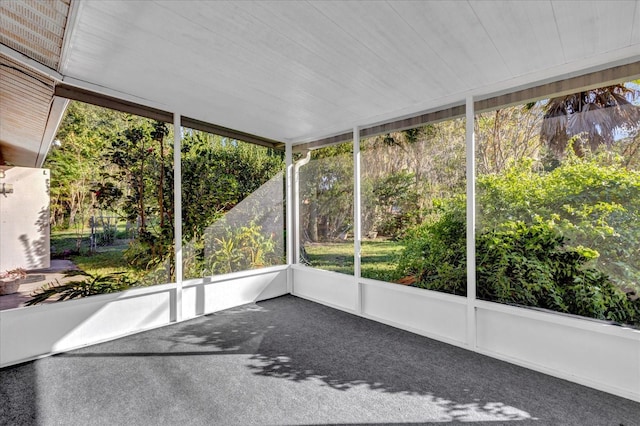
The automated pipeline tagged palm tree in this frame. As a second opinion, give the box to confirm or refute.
[541,84,640,156]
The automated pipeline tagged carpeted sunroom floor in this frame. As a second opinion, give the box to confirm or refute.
[1,295,638,425]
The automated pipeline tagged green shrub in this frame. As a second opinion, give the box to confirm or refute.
[184,221,280,277]
[397,209,467,295]
[477,220,639,324]
[123,238,157,269]
[478,154,640,292]
[396,217,640,327]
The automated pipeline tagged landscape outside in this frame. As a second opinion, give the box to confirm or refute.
[180,128,285,279]
[23,101,285,305]
[8,80,640,328]
[299,142,354,274]
[303,80,639,328]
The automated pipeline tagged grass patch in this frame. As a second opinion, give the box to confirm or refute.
[50,222,131,258]
[304,242,355,275]
[53,230,405,284]
[361,240,405,282]
[50,229,88,256]
[71,251,132,276]
[304,239,404,281]
[51,227,139,277]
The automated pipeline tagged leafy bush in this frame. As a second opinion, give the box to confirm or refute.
[181,133,285,243]
[396,158,640,330]
[478,153,640,292]
[397,216,639,326]
[397,210,467,295]
[184,221,280,277]
[476,220,639,325]
[124,235,170,271]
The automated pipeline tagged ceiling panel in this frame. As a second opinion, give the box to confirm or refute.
[386,1,502,89]
[307,1,446,101]
[56,0,640,143]
[469,1,565,77]
[553,1,638,62]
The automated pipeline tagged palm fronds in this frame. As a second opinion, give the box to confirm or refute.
[26,270,136,306]
[541,84,640,156]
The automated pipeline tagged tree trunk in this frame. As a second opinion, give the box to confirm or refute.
[308,201,318,242]
[139,140,146,233]
[157,135,165,229]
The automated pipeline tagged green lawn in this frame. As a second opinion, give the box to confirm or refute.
[71,251,133,276]
[50,228,88,255]
[51,226,135,277]
[50,222,130,255]
[304,239,404,282]
[52,228,405,283]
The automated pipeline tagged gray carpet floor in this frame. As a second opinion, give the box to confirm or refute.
[1,295,638,425]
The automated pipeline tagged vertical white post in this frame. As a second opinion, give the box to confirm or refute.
[285,144,293,293]
[173,113,183,322]
[293,151,311,270]
[465,96,476,348]
[353,126,362,314]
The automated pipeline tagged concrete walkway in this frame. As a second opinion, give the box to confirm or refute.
[0,259,78,311]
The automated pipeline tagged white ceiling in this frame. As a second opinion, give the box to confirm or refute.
[2,0,640,164]
[60,0,640,144]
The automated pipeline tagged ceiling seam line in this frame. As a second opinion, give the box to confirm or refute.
[631,0,639,45]
[549,0,567,64]
[466,0,512,76]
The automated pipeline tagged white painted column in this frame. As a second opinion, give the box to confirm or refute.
[293,151,311,267]
[285,144,294,293]
[173,113,183,322]
[465,96,476,348]
[353,126,362,314]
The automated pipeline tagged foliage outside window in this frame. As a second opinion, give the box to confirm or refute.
[474,82,640,327]
[29,82,640,330]
[299,143,354,275]
[30,103,287,304]
[397,82,640,327]
[181,131,285,278]
[361,119,467,288]
[31,102,176,305]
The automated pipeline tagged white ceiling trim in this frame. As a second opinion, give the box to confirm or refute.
[0,44,62,82]
[60,75,174,116]
[58,0,82,75]
[35,96,69,167]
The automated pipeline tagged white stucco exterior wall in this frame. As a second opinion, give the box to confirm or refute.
[0,166,50,271]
